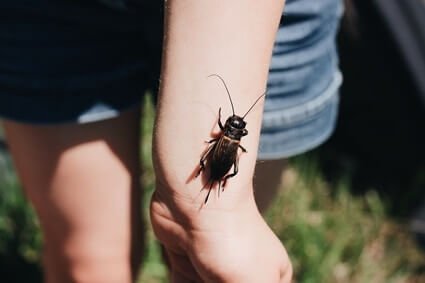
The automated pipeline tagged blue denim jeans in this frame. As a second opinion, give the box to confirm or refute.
[258,0,344,159]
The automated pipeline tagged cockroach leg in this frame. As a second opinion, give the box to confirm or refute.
[218,108,224,130]
[196,143,216,177]
[207,138,219,144]
[222,159,239,189]
[238,144,247,152]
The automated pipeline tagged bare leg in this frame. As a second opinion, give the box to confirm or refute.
[254,159,287,213]
[2,108,143,283]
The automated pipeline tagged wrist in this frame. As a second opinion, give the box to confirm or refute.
[149,178,260,255]
[153,174,257,216]
[152,135,259,217]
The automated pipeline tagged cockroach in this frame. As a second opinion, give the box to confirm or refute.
[196,74,266,203]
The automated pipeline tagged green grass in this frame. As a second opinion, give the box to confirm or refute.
[0,145,42,264]
[139,94,168,283]
[0,96,424,282]
[266,156,425,283]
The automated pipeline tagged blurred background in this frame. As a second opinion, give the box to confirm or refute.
[0,0,424,282]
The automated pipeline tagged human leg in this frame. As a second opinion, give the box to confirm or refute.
[254,159,288,213]
[2,108,142,283]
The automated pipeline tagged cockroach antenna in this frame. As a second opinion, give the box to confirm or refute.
[208,74,235,116]
[242,91,266,119]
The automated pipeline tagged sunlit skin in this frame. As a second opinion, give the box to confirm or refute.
[151,0,292,282]
[3,109,143,283]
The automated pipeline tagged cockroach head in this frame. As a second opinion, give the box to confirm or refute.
[227,115,246,129]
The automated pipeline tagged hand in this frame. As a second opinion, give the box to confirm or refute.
[150,182,292,283]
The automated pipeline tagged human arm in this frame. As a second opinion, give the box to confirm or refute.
[150,0,292,282]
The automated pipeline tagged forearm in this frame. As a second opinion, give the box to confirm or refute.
[153,0,285,210]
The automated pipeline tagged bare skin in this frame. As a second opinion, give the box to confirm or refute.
[255,159,288,213]
[151,0,292,282]
[2,108,142,283]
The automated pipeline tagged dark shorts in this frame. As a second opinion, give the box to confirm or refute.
[0,0,343,159]
[0,1,162,124]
